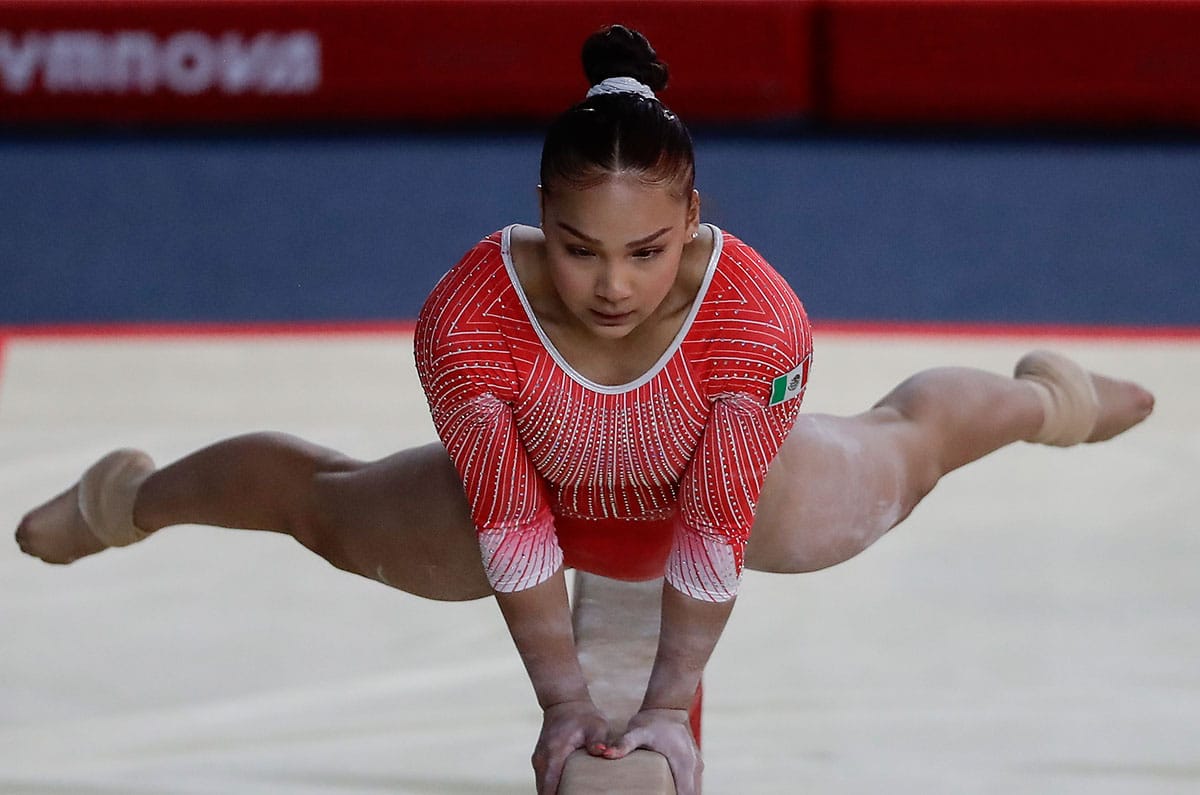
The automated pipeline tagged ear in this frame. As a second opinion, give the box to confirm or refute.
[537,184,547,227]
[686,189,701,237]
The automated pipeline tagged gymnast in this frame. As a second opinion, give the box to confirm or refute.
[15,25,1153,795]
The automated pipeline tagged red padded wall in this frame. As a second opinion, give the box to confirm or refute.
[0,0,815,124]
[822,0,1200,127]
[4,0,1199,128]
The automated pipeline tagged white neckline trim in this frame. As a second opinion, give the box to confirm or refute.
[500,223,723,394]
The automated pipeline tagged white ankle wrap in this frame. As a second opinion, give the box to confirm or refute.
[1014,350,1100,447]
[77,449,155,547]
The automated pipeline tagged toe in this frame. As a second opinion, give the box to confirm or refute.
[14,516,31,553]
[1087,375,1156,443]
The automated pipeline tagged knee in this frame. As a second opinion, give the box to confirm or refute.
[749,532,871,574]
[748,516,888,574]
[905,454,941,507]
[279,451,364,569]
[288,498,352,573]
[873,371,939,419]
[239,431,360,473]
[869,403,945,503]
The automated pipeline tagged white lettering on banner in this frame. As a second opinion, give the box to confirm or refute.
[45,32,107,92]
[0,29,321,96]
[0,32,42,92]
[219,32,277,93]
[162,31,217,95]
[112,32,158,94]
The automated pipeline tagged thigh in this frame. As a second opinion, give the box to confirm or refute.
[746,409,929,574]
[312,442,492,601]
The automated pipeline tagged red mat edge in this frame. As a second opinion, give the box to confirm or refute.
[0,319,1197,342]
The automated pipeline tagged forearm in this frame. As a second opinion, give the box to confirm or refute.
[495,567,591,709]
[641,581,735,710]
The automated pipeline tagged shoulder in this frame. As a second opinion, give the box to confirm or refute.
[713,230,803,314]
[699,228,811,353]
[416,229,522,343]
[690,229,813,400]
[414,229,523,382]
[418,230,507,322]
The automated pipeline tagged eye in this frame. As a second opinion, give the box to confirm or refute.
[566,245,594,258]
[632,248,664,260]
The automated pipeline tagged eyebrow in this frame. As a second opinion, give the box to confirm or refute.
[557,223,673,248]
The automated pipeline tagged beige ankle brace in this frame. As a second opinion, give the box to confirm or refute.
[1014,350,1100,447]
[77,449,155,548]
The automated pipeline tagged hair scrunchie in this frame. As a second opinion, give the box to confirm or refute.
[585,76,656,100]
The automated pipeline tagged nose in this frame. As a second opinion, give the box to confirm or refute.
[595,261,634,305]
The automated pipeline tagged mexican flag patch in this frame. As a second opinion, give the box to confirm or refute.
[768,357,810,406]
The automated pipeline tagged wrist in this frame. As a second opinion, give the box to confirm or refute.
[634,705,690,718]
[641,662,704,712]
[541,695,597,713]
[536,684,592,711]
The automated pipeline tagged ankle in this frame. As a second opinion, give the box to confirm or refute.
[1014,351,1099,447]
[78,449,156,547]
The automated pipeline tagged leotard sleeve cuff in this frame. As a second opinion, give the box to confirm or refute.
[478,506,563,593]
[664,519,741,603]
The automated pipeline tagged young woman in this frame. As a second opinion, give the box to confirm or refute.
[15,25,1153,795]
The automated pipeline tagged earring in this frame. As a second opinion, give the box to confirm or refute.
[691,231,699,240]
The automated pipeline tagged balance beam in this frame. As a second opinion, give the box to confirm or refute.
[559,573,702,794]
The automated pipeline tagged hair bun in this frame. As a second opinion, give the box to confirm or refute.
[581,25,669,93]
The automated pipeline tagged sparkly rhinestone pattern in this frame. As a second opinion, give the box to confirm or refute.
[415,228,812,601]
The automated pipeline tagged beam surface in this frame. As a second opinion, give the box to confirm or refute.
[559,574,677,794]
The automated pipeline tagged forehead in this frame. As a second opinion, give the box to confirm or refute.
[543,174,688,228]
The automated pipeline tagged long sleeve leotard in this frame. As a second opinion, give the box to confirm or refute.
[415,225,811,602]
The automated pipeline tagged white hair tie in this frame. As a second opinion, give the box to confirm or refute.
[586,76,656,101]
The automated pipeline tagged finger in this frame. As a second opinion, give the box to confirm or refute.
[537,742,580,795]
[602,728,647,760]
[536,756,561,795]
[665,749,702,795]
[655,732,703,795]
[585,723,609,756]
[532,750,550,795]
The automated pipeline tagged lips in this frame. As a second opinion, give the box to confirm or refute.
[591,309,634,325]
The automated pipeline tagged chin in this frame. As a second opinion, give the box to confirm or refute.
[587,322,636,340]
[583,308,641,336]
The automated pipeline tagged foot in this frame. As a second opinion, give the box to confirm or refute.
[1086,371,1155,443]
[15,449,156,565]
[16,484,109,564]
[1016,350,1154,446]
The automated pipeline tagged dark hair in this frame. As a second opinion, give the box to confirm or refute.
[539,25,695,197]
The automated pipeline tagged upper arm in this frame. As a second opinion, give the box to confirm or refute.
[668,261,813,602]
[414,255,562,593]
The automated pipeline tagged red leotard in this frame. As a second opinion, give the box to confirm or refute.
[415,225,812,602]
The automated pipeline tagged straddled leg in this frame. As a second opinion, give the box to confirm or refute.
[15,433,491,601]
[746,351,1154,574]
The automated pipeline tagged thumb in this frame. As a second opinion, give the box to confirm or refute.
[603,727,646,760]
[585,722,609,756]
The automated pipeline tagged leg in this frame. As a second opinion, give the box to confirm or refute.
[746,353,1154,574]
[15,433,492,601]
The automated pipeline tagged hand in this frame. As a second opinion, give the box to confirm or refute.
[603,708,703,795]
[532,699,610,794]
